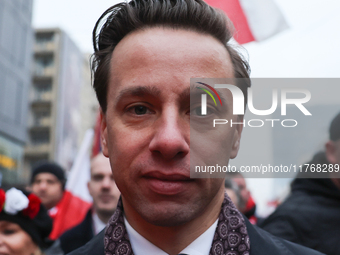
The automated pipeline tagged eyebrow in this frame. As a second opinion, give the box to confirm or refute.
[115,86,162,103]
[179,87,191,102]
[114,83,229,105]
[190,83,228,105]
[0,221,16,227]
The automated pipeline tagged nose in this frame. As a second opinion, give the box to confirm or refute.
[149,109,189,160]
[101,176,112,189]
[38,181,47,191]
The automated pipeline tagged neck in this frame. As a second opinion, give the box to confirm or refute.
[46,191,64,210]
[96,210,113,224]
[123,187,225,255]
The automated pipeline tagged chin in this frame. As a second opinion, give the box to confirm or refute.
[98,208,117,216]
[138,202,200,227]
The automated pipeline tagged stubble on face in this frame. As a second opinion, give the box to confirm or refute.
[101,27,239,229]
[88,154,120,219]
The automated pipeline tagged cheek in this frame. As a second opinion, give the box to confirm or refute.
[109,129,148,156]
[112,170,128,196]
[108,127,151,180]
[202,178,225,198]
[107,125,134,162]
[7,232,38,254]
[192,127,235,164]
[191,99,238,166]
[52,185,61,195]
[89,184,99,195]
[24,236,39,254]
[31,185,39,193]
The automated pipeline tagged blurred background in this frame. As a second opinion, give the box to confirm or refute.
[0,0,339,216]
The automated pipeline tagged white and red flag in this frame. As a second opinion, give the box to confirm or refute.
[205,0,288,44]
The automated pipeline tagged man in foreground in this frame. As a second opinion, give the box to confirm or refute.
[69,0,323,254]
[60,153,120,253]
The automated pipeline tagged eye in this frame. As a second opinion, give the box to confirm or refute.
[194,107,203,116]
[134,105,148,115]
[126,104,154,116]
[191,106,215,117]
[92,175,104,181]
[3,229,16,235]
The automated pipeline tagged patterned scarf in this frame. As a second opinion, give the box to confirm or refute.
[104,193,250,255]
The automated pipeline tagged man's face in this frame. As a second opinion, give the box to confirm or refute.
[232,177,250,211]
[31,173,63,210]
[88,154,120,216]
[101,27,242,226]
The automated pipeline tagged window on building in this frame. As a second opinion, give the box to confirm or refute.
[33,79,52,100]
[35,32,54,46]
[34,55,53,75]
[32,108,50,126]
[30,130,50,145]
[29,156,49,169]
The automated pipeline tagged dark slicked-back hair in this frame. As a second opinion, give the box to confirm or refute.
[92,0,250,113]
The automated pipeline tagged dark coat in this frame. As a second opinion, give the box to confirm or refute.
[259,152,340,255]
[67,215,323,255]
[60,209,94,254]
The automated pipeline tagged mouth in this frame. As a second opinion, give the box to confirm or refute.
[142,171,193,195]
[37,193,46,198]
[99,194,115,202]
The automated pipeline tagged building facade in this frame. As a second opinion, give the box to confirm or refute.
[0,0,34,187]
[24,28,95,176]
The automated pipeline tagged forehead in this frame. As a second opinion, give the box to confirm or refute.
[34,172,59,182]
[108,27,234,100]
[90,155,112,175]
[0,221,20,228]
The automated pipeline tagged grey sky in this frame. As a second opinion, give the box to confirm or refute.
[33,0,340,78]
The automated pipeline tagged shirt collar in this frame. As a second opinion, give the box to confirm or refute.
[92,212,106,235]
[124,216,218,255]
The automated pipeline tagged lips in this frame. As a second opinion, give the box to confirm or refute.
[142,171,193,195]
[99,194,115,202]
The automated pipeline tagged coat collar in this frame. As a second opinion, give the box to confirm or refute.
[104,193,250,255]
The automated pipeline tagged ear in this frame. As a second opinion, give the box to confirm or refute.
[325,141,337,164]
[100,108,109,157]
[230,115,243,159]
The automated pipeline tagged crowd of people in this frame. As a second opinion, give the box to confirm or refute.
[0,152,120,255]
[1,0,339,254]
